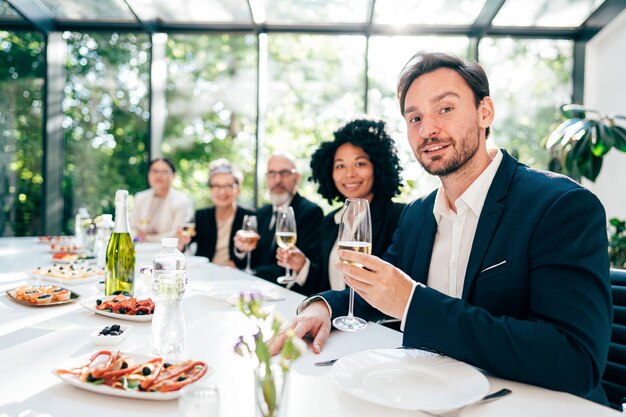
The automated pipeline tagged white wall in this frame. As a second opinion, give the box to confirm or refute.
[583,8,626,221]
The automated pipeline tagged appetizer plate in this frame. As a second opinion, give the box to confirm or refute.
[90,325,131,346]
[54,352,212,401]
[331,348,489,412]
[5,288,80,307]
[80,295,153,322]
[37,273,101,286]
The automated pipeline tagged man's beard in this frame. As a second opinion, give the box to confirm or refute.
[269,190,292,206]
[417,124,480,177]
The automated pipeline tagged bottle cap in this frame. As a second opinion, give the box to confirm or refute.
[161,238,178,248]
[115,190,128,204]
[99,214,114,227]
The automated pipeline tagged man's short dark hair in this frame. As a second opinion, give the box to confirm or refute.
[397,51,491,138]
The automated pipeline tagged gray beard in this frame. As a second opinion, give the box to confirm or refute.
[269,191,292,207]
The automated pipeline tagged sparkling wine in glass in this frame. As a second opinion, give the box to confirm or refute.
[241,215,258,274]
[275,207,297,285]
[333,198,371,332]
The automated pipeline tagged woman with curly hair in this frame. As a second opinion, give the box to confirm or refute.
[276,118,405,294]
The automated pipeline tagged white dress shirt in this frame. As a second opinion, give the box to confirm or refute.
[401,148,503,327]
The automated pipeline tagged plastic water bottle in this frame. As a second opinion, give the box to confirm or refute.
[95,214,114,268]
[151,237,187,358]
[75,207,91,248]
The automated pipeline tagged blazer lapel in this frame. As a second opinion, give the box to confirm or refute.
[411,195,437,286]
[461,150,517,299]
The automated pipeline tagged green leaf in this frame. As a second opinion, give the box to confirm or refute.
[590,124,609,157]
[613,126,626,152]
[560,104,588,119]
[546,118,582,149]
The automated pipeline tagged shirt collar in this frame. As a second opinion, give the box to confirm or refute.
[433,148,503,224]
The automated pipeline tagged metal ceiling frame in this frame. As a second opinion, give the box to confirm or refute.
[1,0,624,39]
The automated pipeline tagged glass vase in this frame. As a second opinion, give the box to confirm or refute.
[254,363,287,417]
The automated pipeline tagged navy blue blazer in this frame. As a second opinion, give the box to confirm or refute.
[324,150,612,405]
[251,192,324,292]
[192,205,254,268]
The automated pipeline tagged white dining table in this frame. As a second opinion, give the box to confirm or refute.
[0,237,620,417]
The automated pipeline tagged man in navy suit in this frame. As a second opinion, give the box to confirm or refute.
[271,52,612,405]
[234,152,323,291]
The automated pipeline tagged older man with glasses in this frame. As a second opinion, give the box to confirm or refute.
[234,152,323,294]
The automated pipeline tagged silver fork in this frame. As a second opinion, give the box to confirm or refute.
[420,389,512,417]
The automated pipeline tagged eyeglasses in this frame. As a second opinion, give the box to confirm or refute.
[149,169,173,176]
[266,169,296,178]
[209,183,237,191]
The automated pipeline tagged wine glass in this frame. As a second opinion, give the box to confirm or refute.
[333,198,372,332]
[275,207,297,285]
[241,215,258,274]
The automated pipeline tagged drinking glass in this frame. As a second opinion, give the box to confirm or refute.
[275,207,297,285]
[179,383,220,417]
[333,198,371,332]
[241,215,258,274]
[181,222,196,237]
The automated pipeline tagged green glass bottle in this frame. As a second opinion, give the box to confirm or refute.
[105,190,136,296]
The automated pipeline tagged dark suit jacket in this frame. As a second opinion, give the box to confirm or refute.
[306,198,405,294]
[324,150,612,405]
[192,205,254,268]
[252,193,323,292]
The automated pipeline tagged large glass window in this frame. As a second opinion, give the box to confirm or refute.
[367,36,472,200]
[63,32,151,233]
[479,38,574,168]
[266,34,366,210]
[162,34,257,209]
[0,31,45,236]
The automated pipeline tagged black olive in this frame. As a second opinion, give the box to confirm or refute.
[118,308,127,314]
[164,362,172,368]
[177,376,186,381]
[142,367,151,376]
[108,331,119,336]
[121,362,128,369]
[87,373,97,382]
[138,385,145,391]
[111,324,121,331]
[96,299,102,306]
[104,308,113,312]
[136,310,145,315]
[100,327,110,335]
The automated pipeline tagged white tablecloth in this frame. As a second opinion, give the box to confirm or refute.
[0,237,620,417]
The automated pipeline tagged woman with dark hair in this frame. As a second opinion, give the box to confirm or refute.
[276,118,405,294]
[131,158,194,242]
[177,159,253,267]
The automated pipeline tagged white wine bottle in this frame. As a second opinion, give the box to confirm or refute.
[105,190,136,296]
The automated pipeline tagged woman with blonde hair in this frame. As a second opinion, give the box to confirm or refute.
[178,159,253,267]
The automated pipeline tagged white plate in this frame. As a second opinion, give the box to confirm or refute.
[331,348,489,412]
[80,295,153,322]
[198,280,285,306]
[186,255,209,268]
[90,325,131,346]
[36,273,101,286]
[54,352,212,401]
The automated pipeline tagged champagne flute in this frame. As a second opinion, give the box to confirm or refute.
[241,215,258,274]
[333,198,371,332]
[275,207,297,285]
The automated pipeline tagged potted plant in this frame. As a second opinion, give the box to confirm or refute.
[546,104,626,182]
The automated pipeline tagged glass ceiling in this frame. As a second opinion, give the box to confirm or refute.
[1,0,622,37]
